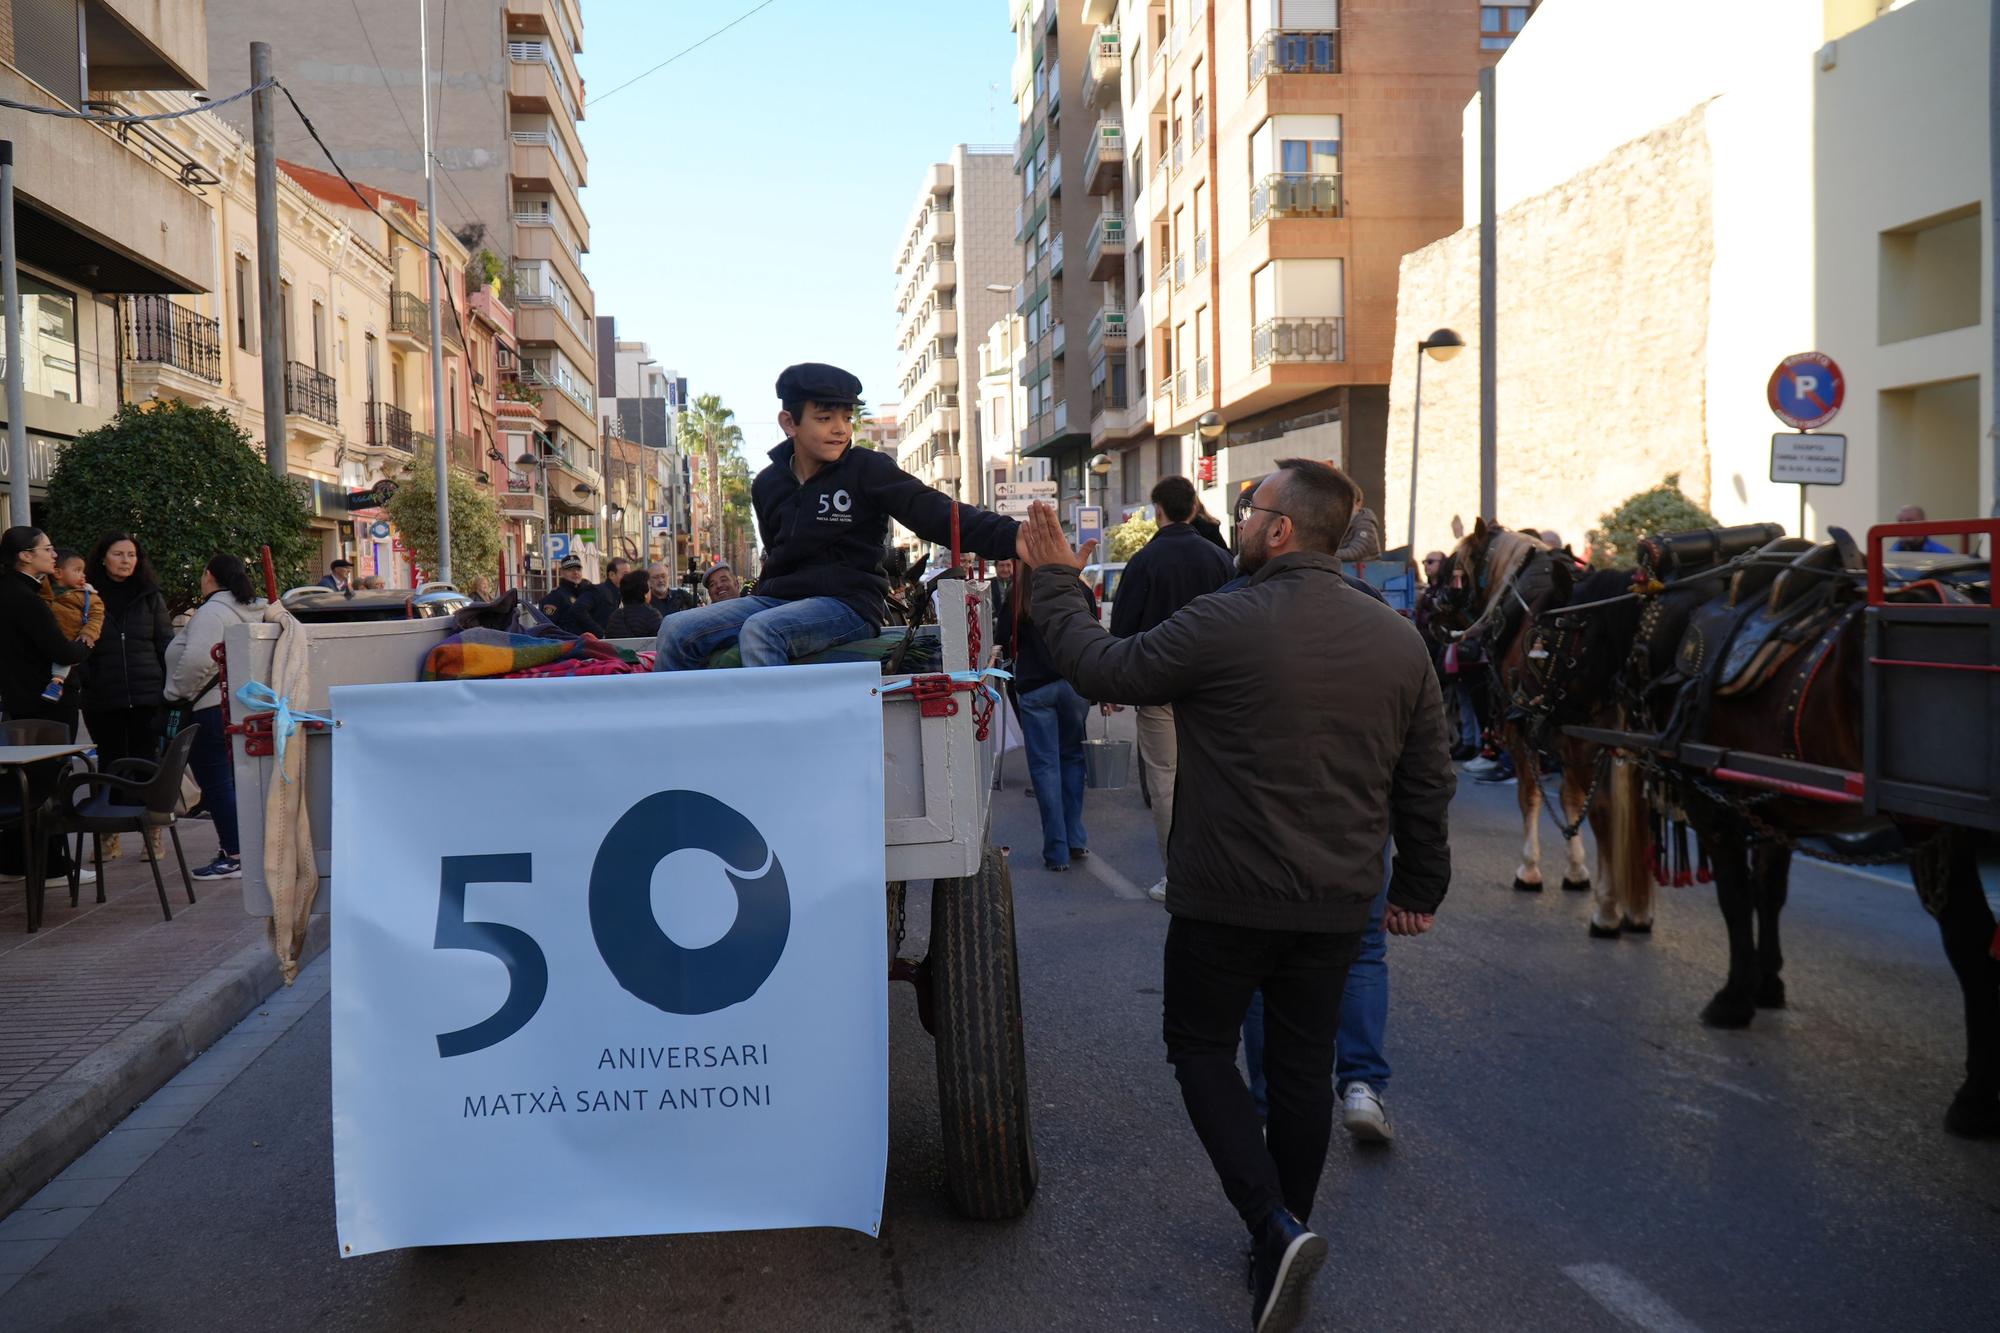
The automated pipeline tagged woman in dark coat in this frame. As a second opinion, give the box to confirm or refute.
[78,531,173,786]
[0,526,94,883]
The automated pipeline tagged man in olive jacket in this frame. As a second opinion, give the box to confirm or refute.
[1020,459,1453,1333]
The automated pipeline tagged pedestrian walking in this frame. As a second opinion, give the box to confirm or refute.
[654,364,1021,670]
[163,554,266,881]
[1110,475,1236,902]
[79,531,173,857]
[995,561,1093,871]
[0,527,96,888]
[604,570,665,640]
[1019,459,1453,1333]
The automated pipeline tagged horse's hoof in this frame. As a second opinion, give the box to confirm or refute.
[1944,1085,2000,1138]
[1754,976,1787,1009]
[1620,918,1653,936]
[1700,991,1756,1029]
[1560,878,1591,893]
[1587,921,1621,940]
[1512,877,1543,893]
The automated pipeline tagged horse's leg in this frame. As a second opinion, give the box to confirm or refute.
[1589,756,1653,937]
[1699,824,1760,1029]
[1752,842,1791,1009]
[1513,742,1544,892]
[1558,744,1593,895]
[1929,834,2000,1137]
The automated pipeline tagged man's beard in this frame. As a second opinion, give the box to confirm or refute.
[1235,530,1268,577]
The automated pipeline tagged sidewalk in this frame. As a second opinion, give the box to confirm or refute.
[0,818,325,1217]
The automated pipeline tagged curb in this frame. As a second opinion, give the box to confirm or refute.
[0,914,331,1218]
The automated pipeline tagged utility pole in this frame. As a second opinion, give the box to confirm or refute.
[251,43,287,480]
[1,140,28,527]
[1478,64,1498,522]
[419,0,452,583]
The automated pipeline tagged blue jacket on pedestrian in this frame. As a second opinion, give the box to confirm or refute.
[750,440,1019,630]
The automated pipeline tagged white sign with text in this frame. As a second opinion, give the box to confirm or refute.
[330,665,888,1255]
[1769,432,1848,486]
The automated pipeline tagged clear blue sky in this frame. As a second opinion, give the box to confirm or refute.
[580,1,1017,448]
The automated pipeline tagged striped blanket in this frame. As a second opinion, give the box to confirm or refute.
[420,629,643,682]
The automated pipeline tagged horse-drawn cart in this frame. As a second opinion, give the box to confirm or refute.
[223,572,1038,1222]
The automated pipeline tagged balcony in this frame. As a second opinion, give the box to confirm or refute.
[1086,212,1127,281]
[1048,153,1062,195]
[1087,306,1128,352]
[1194,232,1210,274]
[1157,256,1173,292]
[514,196,590,262]
[389,289,430,347]
[367,400,414,453]
[1251,173,1343,226]
[507,37,584,127]
[1252,316,1346,368]
[1173,253,1187,291]
[1171,134,1185,179]
[284,362,338,430]
[1174,368,1190,406]
[1249,29,1342,89]
[510,131,585,236]
[1051,230,1065,276]
[1195,355,1211,395]
[1051,320,1066,360]
[1084,116,1124,194]
[449,430,481,474]
[120,296,220,386]
[1082,29,1121,106]
[1193,108,1208,152]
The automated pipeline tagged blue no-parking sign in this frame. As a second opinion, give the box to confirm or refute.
[1767,352,1844,430]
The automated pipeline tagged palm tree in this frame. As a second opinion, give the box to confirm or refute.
[678,394,743,561]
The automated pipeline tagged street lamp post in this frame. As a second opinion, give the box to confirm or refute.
[1407,328,1465,593]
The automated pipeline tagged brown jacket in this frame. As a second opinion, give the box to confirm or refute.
[41,579,104,644]
[1032,551,1454,931]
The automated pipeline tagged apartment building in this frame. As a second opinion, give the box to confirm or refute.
[0,0,212,519]
[859,405,904,458]
[1383,0,1991,555]
[1083,0,1502,532]
[596,319,688,565]
[892,148,1016,503]
[204,0,600,521]
[976,313,1030,505]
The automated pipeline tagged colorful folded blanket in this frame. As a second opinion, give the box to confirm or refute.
[421,628,636,682]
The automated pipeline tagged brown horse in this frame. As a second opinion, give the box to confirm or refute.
[1431,521,1654,932]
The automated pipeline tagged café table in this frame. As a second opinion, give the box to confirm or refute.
[0,743,91,932]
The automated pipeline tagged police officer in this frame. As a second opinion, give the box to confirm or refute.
[539,555,597,635]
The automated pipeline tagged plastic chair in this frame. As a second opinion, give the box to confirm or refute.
[0,719,74,931]
[53,726,201,921]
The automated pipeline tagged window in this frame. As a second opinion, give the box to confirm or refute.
[234,254,254,350]
[0,274,80,403]
[337,316,349,367]
[1156,437,1177,481]
[312,300,327,370]
[279,279,294,362]
[364,334,378,402]
[1481,4,1535,51]
[1121,448,1140,505]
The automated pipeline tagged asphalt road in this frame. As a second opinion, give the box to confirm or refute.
[4,746,1998,1332]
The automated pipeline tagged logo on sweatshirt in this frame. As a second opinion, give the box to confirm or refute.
[816,489,855,524]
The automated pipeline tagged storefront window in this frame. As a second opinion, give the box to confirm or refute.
[0,275,80,403]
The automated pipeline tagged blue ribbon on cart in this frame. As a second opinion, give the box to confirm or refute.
[879,666,1013,708]
[235,680,335,777]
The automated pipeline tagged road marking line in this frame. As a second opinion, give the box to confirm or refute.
[1080,855,1147,900]
[1563,1263,1706,1333]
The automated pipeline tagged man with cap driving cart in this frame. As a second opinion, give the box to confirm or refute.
[655,362,1027,669]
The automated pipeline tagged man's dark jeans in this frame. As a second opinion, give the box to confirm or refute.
[1163,914,1362,1232]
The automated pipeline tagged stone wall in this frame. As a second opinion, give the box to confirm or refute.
[1381,105,1718,559]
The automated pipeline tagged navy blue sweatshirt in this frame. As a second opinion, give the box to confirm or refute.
[751,441,1021,630]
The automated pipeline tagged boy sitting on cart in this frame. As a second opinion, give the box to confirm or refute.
[654,363,1026,670]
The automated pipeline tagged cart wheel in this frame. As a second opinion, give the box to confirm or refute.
[929,845,1038,1220]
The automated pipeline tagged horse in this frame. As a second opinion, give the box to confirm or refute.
[1429,521,1655,934]
[1538,524,2000,1137]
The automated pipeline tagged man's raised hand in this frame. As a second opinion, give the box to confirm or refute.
[1019,502,1096,571]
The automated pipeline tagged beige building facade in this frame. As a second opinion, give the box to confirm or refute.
[1380,0,1993,560]
[893,148,1016,503]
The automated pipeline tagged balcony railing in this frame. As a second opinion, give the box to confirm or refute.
[1171,134,1185,178]
[367,400,414,453]
[1249,29,1342,88]
[285,362,338,426]
[1084,116,1124,191]
[1087,306,1128,350]
[1086,212,1127,273]
[1173,253,1187,290]
[1195,355,1211,394]
[1083,29,1121,105]
[1157,256,1173,291]
[449,430,480,472]
[1251,173,1344,225]
[1051,320,1066,359]
[1051,230,1065,274]
[1194,232,1210,273]
[1174,369,1190,405]
[120,296,220,384]
[1192,107,1207,150]
[1252,316,1346,367]
[1090,377,1130,418]
[390,289,430,342]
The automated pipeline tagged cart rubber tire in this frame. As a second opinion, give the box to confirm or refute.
[929,846,1038,1220]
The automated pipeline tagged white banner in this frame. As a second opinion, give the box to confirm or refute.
[329,664,888,1256]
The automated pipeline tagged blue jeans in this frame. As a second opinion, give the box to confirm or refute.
[188,706,240,857]
[1454,680,1483,750]
[652,595,871,670]
[1245,855,1392,1115]
[1016,679,1088,868]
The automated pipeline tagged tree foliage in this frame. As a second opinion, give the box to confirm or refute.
[1592,473,1719,568]
[678,394,751,565]
[384,444,504,586]
[1108,516,1158,562]
[45,400,315,612]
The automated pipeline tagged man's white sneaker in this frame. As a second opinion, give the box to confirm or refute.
[71,867,96,885]
[1460,755,1498,776]
[1147,878,1168,903]
[1342,1082,1394,1144]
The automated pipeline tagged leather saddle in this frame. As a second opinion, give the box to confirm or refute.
[1676,539,1850,697]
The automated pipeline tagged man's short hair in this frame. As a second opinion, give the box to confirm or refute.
[607,557,632,577]
[330,558,353,571]
[1150,475,1198,524]
[1273,458,1359,556]
[618,570,650,604]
